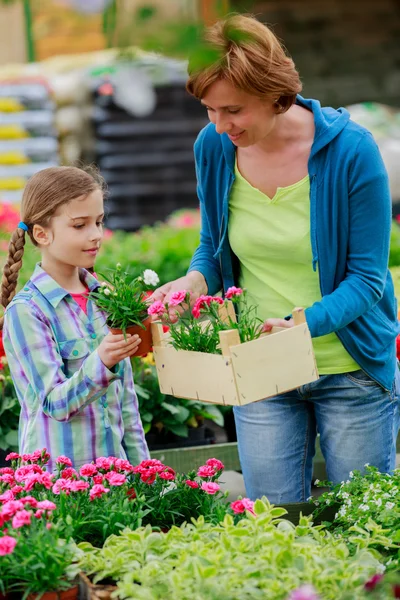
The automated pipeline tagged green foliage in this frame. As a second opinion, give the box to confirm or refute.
[78,500,384,599]
[0,359,20,452]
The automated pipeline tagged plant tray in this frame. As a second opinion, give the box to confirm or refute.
[152,307,318,406]
[79,573,117,600]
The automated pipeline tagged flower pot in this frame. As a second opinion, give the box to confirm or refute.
[79,572,117,600]
[110,316,153,356]
[27,584,79,600]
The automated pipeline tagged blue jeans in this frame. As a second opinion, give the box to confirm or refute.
[233,369,400,503]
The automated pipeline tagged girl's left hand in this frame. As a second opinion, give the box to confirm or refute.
[261,317,294,332]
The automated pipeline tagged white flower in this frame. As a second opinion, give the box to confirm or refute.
[385,502,395,509]
[349,471,354,478]
[103,288,111,296]
[375,498,382,507]
[100,281,107,287]
[314,479,320,485]
[359,504,370,512]
[364,463,370,468]
[342,492,350,499]
[143,269,159,286]
[377,564,386,574]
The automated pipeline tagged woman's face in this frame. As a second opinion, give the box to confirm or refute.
[201,79,277,147]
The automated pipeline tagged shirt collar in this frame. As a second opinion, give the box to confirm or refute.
[29,263,100,308]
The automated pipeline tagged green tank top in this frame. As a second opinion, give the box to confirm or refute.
[228,158,359,374]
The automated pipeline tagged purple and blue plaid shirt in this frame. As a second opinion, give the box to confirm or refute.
[3,264,149,472]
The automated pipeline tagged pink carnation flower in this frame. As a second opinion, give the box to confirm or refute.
[185,480,199,489]
[5,452,20,462]
[61,467,78,480]
[197,465,216,478]
[104,472,126,486]
[37,500,56,511]
[0,468,14,476]
[20,496,38,508]
[0,535,17,556]
[95,457,114,471]
[0,490,15,504]
[168,290,187,306]
[206,458,224,472]
[148,300,166,317]
[89,484,110,500]
[159,467,176,481]
[69,480,90,492]
[1,500,24,520]
[55,455,72,467]
[93,475,104,485]
[0,474,15,485]
[288,585,320,600]
[11,486,23,495]
[201,482,220,495]
[230,498,255,516]
[114,458,134,473]
[12,509,32,528]
[225,286,243,299]
[80,464,98,477]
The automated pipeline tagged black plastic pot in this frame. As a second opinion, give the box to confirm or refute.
[146,425,215,451]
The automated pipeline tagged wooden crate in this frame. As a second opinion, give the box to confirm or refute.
[152,307,318,406]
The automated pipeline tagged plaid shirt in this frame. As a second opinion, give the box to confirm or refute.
[3,264,149,471]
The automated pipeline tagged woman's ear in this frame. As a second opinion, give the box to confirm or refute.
[32,224,52,247]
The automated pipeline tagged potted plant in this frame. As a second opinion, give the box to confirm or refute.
[149,287,318,406]
[90,264,159,356]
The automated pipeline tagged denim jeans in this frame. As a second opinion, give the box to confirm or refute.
[233,369,400,503]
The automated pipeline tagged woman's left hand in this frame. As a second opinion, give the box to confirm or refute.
[261,317,294,332]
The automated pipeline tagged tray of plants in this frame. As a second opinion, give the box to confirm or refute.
[150,287,318,406]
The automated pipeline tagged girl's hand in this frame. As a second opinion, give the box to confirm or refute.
[261,317,294,332]
[98,333,142,369]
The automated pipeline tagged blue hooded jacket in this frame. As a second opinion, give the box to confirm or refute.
[188,95,399,391]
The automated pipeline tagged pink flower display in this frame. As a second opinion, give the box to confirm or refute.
[19,496,38,508]
[60,467,78,480]
[158,467,176,481]
[5,453,19,461]
[36,500,56,511]
[230,498,255,516]
[104,472,126,486]
[148,300,166,316]
[95,457,114,471]
[225,286,243,299]
[201,482,220,495]
[69,480,90,492]
[206,458,224,472]
[0,535,17,555]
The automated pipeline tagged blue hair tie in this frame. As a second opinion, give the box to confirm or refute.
[18,221,29,232]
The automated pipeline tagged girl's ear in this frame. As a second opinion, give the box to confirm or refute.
[32,224,52,247]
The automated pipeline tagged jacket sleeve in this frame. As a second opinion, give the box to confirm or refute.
[187,131,223,296]
[3,301,122,422]
[120,358,149,465]
[305,132,392,337]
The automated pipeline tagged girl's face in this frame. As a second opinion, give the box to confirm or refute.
[201,79,278,147]
[36,189,104,270]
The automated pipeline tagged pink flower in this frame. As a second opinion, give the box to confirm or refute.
[197,465,216,478]
[93,475,104,485]
[0,535,17,555]
[61,467,78,480]
[114,459,134,473]
[1,500,24,520]
[206,458,224,472]
[104,472,126,486]
[5,452,19,462]
[95,457,114,471]
[80,464,98,477]
[20,496,38,508]
[69,480,90,492]
[0,490,15,504]
[89,484,110,500]
[147,301,166,316]
[364,574,384,591]
[201,482,220,495]
[46,522,52,530]
[288,585,320,600]
[0,468,14,476]
[159,467,176,481]
[36,500,56,511]
[168,291,187,307]
[52,479,71,495]
[0,474,15,485]
[55,455,72,467]
[35,509,44,519]
[23,472,53,492]
[225,286,243,299]
[12,509,32,528]
[11,486,23,495]
[185,480,199,489]
[230,498,255,515]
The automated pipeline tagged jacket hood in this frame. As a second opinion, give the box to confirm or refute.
[221,95,351,171]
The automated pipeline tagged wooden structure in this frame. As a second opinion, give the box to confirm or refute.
[152,306,318,406]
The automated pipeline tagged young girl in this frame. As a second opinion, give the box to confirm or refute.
[0,166,149,472]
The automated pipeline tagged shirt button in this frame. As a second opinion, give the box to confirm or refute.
[24,287,29,291]
[103,402,108,408]
[91,333,97,339]
[72,350,79,356]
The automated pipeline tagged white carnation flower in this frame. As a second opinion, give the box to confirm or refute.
[103,288,111,296]
[143,269,159,286]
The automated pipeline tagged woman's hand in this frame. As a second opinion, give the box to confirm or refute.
[149,271,208,321]
[261,317,294,332]
[98,333,142,369]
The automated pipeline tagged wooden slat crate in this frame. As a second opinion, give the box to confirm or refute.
[152,307,319,406]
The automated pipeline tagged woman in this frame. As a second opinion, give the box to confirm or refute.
[153,14,400,502]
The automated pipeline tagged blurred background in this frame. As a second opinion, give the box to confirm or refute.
[0,0,399,461]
